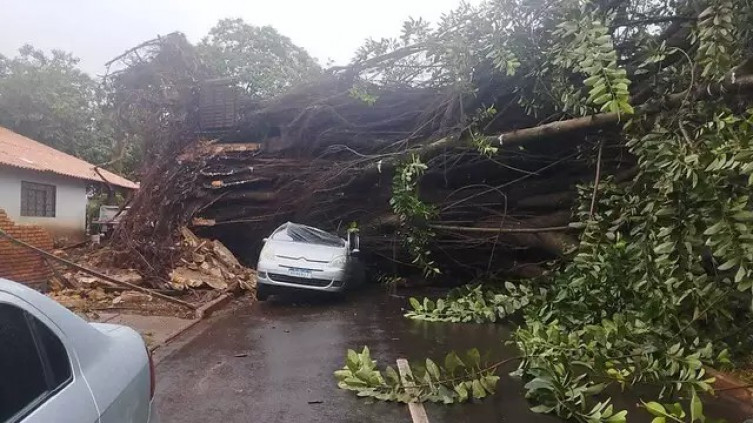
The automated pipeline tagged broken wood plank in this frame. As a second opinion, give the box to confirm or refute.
[396,358,430,423]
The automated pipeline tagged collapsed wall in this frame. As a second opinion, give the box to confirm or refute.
[0,209,53,288]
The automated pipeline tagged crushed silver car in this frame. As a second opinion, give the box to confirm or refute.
[256,222,364,299]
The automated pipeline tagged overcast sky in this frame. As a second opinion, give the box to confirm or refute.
[1,0,479,76]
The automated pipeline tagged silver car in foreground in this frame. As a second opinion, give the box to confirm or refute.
[0,278,158,423]
[256,222,364,299]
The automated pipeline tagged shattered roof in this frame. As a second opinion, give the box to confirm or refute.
[0,126,138,189]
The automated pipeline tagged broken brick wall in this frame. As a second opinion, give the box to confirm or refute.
[0,208,53,288]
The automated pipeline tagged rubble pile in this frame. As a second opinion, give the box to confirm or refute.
[45,228,255,315]
[169,227,257,292]
[47,267,159,313]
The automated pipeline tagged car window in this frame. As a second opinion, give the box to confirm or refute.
[271,223,345,247]
[29,316,72,387]
[0,303,72,422]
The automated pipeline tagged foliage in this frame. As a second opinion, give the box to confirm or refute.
[390,155,439,276]
[550,9,633,117]
[335,346,500,404]
[347,0,753,419]
[692,0,736,81]
[0,46,111,165]
[405,283,533,323]
[198,18,321,99]
[470,106,499,156]
[348,84,379,106]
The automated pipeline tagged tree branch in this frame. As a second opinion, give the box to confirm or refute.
[610,16,696,29]
[430,224,571,234]
[492,74,753,147]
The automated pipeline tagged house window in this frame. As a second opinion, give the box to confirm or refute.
[20,181,56,217]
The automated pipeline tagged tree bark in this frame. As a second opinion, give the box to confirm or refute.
[489,74,753,147]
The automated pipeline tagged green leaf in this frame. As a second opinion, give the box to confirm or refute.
[444,351,465,374]
[466,348,481,367]
[472,379,487,399]
[454,383,469,401]
[385,366,400,385]
[361,346,372,364]
[735,265,747,283]
[525,377,555,391]
[718,258,738,271]
[346,349,360,371]
[704,222,725,236]
[480,375,500,393]
[691,390,704,422]
[436,298,446,310]
[530,404,555,413]
[584,75,601,86]
[732,211,753,221]
[593,93,613,105]
[409,297,422,311]
[653,242,675,255]
[426,358,441,380]
[644,402,666,416]
[606,410,628,423]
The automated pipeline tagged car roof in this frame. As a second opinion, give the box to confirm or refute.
[0,278,107,364]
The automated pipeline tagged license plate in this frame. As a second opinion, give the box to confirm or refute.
[288,268,312,278]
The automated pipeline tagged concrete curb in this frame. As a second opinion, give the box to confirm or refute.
[194,293,233,319]
[707,367,753,413]
[149,293,234,353]
[150,318,202,353]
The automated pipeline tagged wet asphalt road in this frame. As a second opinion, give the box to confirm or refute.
[155,288,560,423]
[154,288,751,423]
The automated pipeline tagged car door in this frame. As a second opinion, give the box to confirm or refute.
[0,295,99,423]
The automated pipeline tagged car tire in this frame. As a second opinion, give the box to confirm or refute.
[256,284,270,301]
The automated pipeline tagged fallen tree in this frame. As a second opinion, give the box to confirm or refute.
[104,0,753,420]
[106,0,753,285]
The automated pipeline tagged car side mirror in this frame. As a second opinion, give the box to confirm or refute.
[262,237,269,242]
[347,230,360,253]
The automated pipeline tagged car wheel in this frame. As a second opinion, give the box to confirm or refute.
[256,284,270,301]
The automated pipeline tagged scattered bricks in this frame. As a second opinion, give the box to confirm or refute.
[0,209,54,286]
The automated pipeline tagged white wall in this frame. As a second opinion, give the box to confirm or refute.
[0,166,88,241]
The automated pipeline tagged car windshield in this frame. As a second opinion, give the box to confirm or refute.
[271,223,345,247]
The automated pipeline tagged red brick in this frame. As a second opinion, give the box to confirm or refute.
[0,208,53,286]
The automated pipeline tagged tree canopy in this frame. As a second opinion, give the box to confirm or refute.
[198,18,321,99]
[0,19,321,177]
[0,46,110,165]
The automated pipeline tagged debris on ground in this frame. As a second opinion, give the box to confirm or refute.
[169,227,256,291]
[45,228,255,318]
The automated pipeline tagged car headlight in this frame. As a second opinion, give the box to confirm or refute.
[261,248,276,260]
[330,255,347,267]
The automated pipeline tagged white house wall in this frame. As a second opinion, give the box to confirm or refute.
[0,166,88,241]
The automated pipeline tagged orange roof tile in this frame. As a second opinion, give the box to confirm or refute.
[0,126,138,189]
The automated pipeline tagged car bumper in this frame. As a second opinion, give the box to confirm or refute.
[256,271,347,293]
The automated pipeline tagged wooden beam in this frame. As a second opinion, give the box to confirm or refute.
[396,358,430,423]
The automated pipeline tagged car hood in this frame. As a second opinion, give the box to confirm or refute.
[268,241,345,263]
